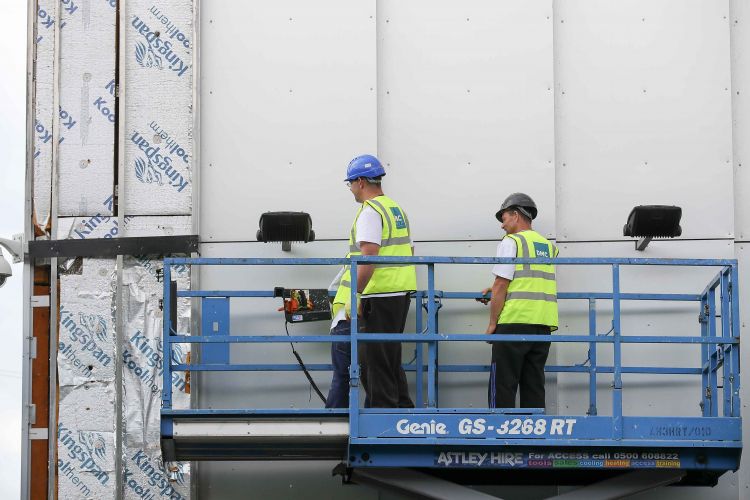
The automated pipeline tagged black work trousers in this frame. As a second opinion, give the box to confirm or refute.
[488,323,551,409]
[359,295,414,408]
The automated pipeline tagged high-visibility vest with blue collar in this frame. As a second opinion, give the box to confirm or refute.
[333,195,417,302]
[497,230,559,330]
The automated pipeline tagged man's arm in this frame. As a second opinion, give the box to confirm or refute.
[357,242,380,293]
[485,276,511,334]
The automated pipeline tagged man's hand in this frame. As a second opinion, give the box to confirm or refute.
[486,276,510,334]
[477,287,492,305]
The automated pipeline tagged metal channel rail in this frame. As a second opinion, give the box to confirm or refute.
[160,257,741,486]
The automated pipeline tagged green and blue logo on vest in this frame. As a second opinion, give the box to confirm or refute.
[390,207,407,229]
[534,242,551,258]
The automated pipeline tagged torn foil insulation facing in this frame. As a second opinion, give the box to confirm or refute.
[121,215,193,498]
[123,446,190,500]
[121,253,191,449]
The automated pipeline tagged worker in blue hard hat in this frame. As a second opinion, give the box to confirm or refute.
[479,192,559,410]
[326,154,416,408]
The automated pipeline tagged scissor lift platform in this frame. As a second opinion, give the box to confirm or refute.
[160,257,742,492]
[161,408,740,487]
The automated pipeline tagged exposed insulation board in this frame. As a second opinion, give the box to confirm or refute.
[121,216,193,499]
[57,254,116,387]
[121,249,191,500]
[55,215,192,497]
[32,0,57,229]
[732,0,750,239]
[57,257,117,499]
[123,2,194,215]
[57,383,116,499]
[57,0,116,216]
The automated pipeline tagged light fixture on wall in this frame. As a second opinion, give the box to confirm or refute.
[256,212,315,252]
[623,205,682,251]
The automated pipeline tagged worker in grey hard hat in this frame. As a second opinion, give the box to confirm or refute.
[480,192,559,409]
[495,192,538,222]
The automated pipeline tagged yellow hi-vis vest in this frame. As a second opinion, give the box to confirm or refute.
[497,230,559,330]
[332,266,351,317]
[334,195,417,303]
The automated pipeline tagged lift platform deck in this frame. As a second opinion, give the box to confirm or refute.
[160,257,741,488]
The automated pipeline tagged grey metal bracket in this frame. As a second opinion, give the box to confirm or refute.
[545,469,686,500]
[28,234,199,258]
[635,237,652,251]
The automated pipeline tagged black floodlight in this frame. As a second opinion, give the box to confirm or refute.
[256,212,315,252]
[623,205,682,251]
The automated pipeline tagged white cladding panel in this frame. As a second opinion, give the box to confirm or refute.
[732,0,750,240]
[377,0,555,240]
[192,1,742,498]
[199,0,376,242]
[736,244,750,495]
[555,0,733,241]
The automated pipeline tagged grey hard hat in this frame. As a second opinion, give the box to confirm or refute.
[495,193,538,221]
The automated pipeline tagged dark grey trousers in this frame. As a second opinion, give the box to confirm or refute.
[489,323,551,409]
[359,295,414,408]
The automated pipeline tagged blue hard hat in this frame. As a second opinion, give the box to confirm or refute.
[344,154,386,182]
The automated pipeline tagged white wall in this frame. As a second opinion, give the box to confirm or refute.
[197,1,745,498]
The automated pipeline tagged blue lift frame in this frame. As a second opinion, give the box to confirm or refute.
[160,256,741,486]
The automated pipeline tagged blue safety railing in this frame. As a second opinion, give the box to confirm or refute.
[161,257,741,472]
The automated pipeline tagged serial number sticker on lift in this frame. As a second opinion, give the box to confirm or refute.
[434,450,682,468]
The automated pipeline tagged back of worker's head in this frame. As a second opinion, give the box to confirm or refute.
[345,154,386,183]
[496,193,538,223]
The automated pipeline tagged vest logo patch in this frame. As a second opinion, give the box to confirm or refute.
[534,242,550,259]
[390,207,407,229]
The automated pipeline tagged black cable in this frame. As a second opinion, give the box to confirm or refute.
[284,320,327,404]
[576,322,616,367]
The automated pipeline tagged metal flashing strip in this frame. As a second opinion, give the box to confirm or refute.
[31,295,50,308]
[115,4,124,496]
[48,0,62,493]
[29,428,49,440]
[28,234,199,258]
[20,0,36,497]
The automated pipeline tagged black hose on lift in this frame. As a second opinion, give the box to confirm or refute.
[284,320,327,404]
